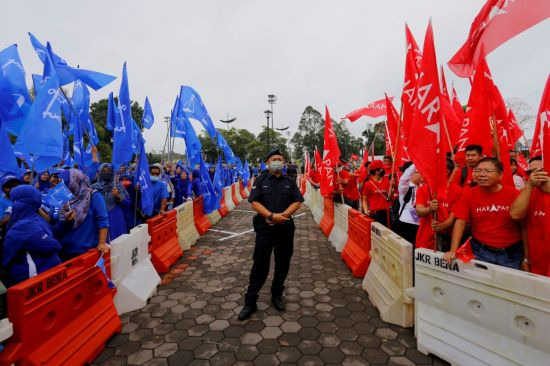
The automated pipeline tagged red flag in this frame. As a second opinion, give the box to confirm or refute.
[320,106,341,196]
[401,24,423,148]
[314,147,322,171]
[517,152,529,174]
[345,97,392,121]
[456,58,495,159]
[440,65,451,103]
[455,237,475,263]
[451,85,466,122]
[407,21,447,197]
[531,75,550,172]
[304,150,311,176]
[385,94,409,165]
[351,154,359,161]
[441,97,462,153]
[506,109,524,148]
[448,0,550,78]
[492,85,516,187]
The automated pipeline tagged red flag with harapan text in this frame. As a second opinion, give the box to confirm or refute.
[320,106,341,196]
[408,21,447,197]
[345,97,392,122]
[385,94,409,165]
[401,24,423,148]
[531,75,550,172]
[506,109,524,148]
[448,0,550,78]
[314,147,322,171]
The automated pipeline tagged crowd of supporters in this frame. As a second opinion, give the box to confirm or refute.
[0,153,269,288]
[307,145,549,276]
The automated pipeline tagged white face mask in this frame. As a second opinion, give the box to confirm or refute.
[269,161,283,173]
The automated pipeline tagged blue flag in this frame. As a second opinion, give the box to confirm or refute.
[199,157,219,214]
[0,122,21,176]
[106,92,116,131]
[142,96,154,129]
[62,128,72,167]
[95,255,115,289]
[169,95,186,139]
[243,160,250,186]
[179,86,217,139]
[134,136,153,216]
[184,118,202,169]
[212,155,224,201]
[46,181,74,208]
[28,33,115,91]
[260,161,266,171]
[14,50,63,171]
[112,62,134,170]
[216,132,236,163]
[0,44,32,136]
[71,80,98,145]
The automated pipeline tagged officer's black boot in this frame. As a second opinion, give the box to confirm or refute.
[271,296,285,311]
[238,304,257,320]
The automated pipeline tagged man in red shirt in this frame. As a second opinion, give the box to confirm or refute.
[453,144,483,187]
[415,158,462,251]
[444,157,525,269]
[361,160,391,226]
[510,155,550,275]
[342,165,360,210]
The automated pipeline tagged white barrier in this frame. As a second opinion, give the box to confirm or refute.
[0,318,13,343]
[175,201,199,250]
[311,187,323,224]
[303,178,312,206]
[234,183,243,202]
[224,186,235,211]
[414,248,550,366]
[328,203,349,252]
[111,224,161,315]
[362,222,414,327]
[208,209,221,225]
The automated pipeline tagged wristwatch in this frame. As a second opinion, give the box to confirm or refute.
[267,213,274,222]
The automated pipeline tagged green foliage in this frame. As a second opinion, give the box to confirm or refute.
[88,98,144,162]
[291,106,364,160]
[361,121,386,155]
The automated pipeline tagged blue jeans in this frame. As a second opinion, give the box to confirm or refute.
[471,238,523,270]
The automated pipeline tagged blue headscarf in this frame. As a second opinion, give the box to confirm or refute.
[92,163,128,211]
[5,185,52,241]
[37,170,51,193]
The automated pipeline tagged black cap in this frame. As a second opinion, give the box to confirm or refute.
[265,147,284,161]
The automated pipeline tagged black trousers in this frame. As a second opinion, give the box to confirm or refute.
[245,222,294,306]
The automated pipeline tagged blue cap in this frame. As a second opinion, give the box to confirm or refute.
[0,174,21,189]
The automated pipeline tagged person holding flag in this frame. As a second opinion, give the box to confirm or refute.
[360,160,391,226]
[239,148,304,320]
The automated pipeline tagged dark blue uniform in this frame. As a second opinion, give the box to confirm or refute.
[244,172,304,306]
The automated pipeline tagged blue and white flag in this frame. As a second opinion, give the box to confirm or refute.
[71,79,98,145]
[95,255,115,289]
[142,96,154,129]
[216,132,236,163]
[242,160,250,186]
[28,33,115,91]
[0,44,32,136]
[46,181,74,208]
[184,118,202,169]
[169,95,186,139]
[134,136,153,216]
[14,50,63,172]
[199,156,219,214]
[179,86,217,139]
[212,155,224,201]
[62,128,72,167]
[112,62,134,170]
[0,121,21,176]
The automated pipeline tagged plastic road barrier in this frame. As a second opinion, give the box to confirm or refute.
[310,186,323,224]
[147,210,183,273]
[193,196,212,235]
[175,201,200,250]
[224,186,235,211]
[208,209,222,225]
[218,190,229,217]
[235,182,244,202]
[231,184,240,206]
[319,197,335,237]
[239,181,248,199]
[0,251,121,366]
[414,248,550,366]
[328,203,350,252]
[341,209,373,278]
[111,224,161,315]
[303,179,312,207]
[362,222,414,327]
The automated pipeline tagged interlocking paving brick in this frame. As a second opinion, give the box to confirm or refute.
[96,202,449,366]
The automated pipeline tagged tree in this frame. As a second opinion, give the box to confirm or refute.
[89,98,144,162]
[198,127,258,163]
[361,121,386,156]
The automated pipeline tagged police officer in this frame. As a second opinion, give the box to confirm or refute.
[238,148,304,320]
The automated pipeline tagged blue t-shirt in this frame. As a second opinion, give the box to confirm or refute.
[58,191,110,257]
[151,180,169,214]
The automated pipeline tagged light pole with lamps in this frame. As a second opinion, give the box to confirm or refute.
[264,110,272,150]
[268,94,277,132]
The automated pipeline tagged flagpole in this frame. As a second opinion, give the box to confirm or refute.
[58,87,95,147]
[442,113,455,161]
[388,103,404,199]
[490,114,501,160]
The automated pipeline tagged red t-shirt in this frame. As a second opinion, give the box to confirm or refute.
[526,189,550,276]
[309,170,320,184]
[454,185,521,248]
[343,174,360,201]
[361,177,391,211]
[332,169,350,193]
[415,183,463,249]
[452,166,474,187]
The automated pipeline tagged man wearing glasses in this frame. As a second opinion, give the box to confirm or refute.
[444,157,525,269]
[510,155,550,276]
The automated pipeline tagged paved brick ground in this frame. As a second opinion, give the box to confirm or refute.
[95,201,448,366]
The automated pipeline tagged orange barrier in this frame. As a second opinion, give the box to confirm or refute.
[0,251,121,366]
[319,197,334,237]
[218,190,229,217]
[193,196,212,235]
[147,211,183,273]
[231,184,239,206]
[300,177,306,196]
[239,181,248,199]
[341,209,373,278]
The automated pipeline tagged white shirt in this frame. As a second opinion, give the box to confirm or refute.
[398,164,419,225]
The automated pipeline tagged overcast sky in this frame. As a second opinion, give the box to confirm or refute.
[2,1,549,153]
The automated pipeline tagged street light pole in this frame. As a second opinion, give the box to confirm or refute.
[268,94,277,135]
[264,110,272,150]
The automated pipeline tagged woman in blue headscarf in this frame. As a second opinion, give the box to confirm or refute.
[174,169,193,207]
[191,168,202,198]
[35,170,51,193]
[119,173,140,230]
[56,169,110,260]
[92,163,129,241]
[2,185,64,287]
